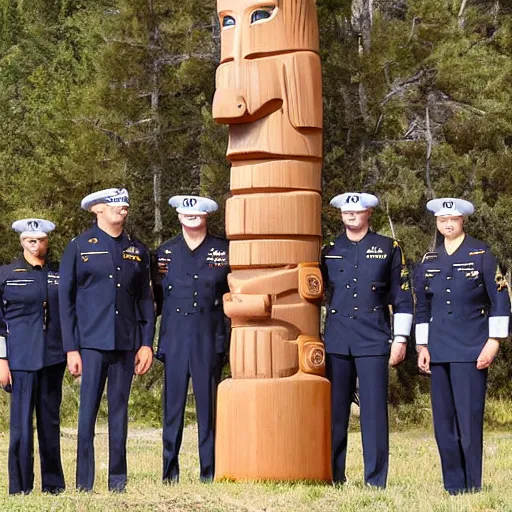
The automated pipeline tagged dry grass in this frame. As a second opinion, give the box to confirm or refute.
[1,424,512,511]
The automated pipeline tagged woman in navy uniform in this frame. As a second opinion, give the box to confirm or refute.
[59,188,155,492]
[153,195,229,483]
[322,193,413,488]
[0,219,66,495]
[415,198,510,495]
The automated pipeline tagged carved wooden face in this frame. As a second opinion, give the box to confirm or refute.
[213,0,322,158]
[217,0,318,62]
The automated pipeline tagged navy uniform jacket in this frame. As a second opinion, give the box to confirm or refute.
[322,231,413,356]
[59,224,155,353]
[0,258,65,371]
[415,235,510,363]
[153,234,230,361]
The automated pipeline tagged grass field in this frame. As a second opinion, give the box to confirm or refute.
[1,422,512,512]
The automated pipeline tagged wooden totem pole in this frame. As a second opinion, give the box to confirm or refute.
[213,0,331,481]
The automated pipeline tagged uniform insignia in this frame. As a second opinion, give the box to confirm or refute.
[88,238,98,244]
[206,247,228,267]
[13,268,28,272]
[366,246,387,260]
[469,249,486,256]
[454,262,475,272]
[124,246,140,255]
[394,240,407,266]
[422,252,438,263]
[165,249,172,255]
[123,246,142,262]
[465,270,480,279]
[82,256,89,262]
[400,267,410,291]
[495,266,508,292]
[47,272,60,285]
[157,256,171,275]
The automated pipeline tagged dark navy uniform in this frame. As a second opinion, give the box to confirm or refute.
[153,233,229,482]
[0,258,66,495]
[415,235,510,494]
[59,224,155,491]
[322,231,413,487]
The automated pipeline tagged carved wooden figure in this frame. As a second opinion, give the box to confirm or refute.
[213,0,331,481]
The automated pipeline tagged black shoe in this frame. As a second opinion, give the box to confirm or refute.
[163,475,179,485]
[43,487,65,495]
[110,486,126,494]
[9,489,32,496]
[332,478,346,488]
[76,486,93,493]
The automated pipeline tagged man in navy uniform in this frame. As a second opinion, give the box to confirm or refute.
[322,192,413,488]
[59,188,155,492]
[415,198,510,494]
[153,195,229,483]
[0,219,65,495]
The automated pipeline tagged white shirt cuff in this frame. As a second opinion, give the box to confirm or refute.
[415,323,429,345]
[0,336,6,358]
[489,316,510,339]
[393,313,413,336]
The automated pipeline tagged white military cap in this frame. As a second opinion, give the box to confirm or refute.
[427,198,474,217]
[81,188,129,211]
[330,192,379,212]
[12,218,56,238]
[169,195,218,215]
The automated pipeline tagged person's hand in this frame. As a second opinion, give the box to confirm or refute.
[417,346,431,374]
[476,338,500,370]
[0,359,12,388]
[67,351,82,377]
[135,346,153,376]
[389,340,407,366]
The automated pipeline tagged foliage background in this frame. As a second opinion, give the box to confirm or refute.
[0,0,511,429]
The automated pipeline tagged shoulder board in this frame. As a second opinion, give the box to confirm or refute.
[421,251,438,264]
[321,241,335,255]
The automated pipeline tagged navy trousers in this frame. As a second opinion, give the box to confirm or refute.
[77,349,135,491]
[162,349,221,483]
[430,363,487,494]
[327,354,389,487]
[8,362,66,495]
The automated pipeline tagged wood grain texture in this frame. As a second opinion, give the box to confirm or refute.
[225,192,322,238]
[217,0,319,63]
[215,375,332,481]
[230,160,322,193]
[214,0,330,481]
[229,239,321,268]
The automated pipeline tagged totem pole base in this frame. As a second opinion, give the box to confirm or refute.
[215,372,332,482]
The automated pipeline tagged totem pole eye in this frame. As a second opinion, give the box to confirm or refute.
[250,6,275,24]
[222,15,236,28]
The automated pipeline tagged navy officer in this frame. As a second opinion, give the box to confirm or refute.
[59,188,155,492]
[415,198,510,495]
[322,192,413,488]
[153,195,229,483]
[0,218,66,495]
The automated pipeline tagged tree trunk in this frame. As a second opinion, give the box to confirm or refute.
[458,0,469,29]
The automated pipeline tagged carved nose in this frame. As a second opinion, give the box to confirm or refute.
[212,88,247,123]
